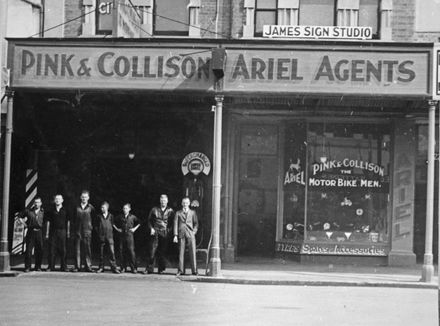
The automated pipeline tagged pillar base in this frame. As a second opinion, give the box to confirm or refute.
[0,250,10,273]
[421,252,435,282]
[223,245,235,263]
[208,246,222,277]
[208,257,222,277]
[388,250,416,266]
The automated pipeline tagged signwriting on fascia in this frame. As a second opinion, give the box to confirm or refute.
[230,54,415,83]
[19,50,213,80]
[18,50,416,85]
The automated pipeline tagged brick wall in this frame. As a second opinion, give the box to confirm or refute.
[64,0,83,37]
[391,0,415,41]
[230,0,245,39]
[199,0,231,39]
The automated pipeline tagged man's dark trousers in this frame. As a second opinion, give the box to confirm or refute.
[119,233,136,271]
[75,234,92,270]
[49,229,67,270]
[25,229,43,270]
[99,238,117,270]
[178,234,197,274]
[147,234,168,272]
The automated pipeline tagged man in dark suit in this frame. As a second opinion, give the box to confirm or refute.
[95,201,120,274]
[114,203,140,273]
[20,197,45,272]
[173,197,198,276]
[72,190,95,272]
[145,194,174,274]
[46,194,70,272]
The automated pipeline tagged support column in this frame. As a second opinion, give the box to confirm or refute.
[421,100,437,282]
[0,90,13,273]
[208,95,223,277]
[388,119,417,266]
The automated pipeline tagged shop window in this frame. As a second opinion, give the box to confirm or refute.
[305,123,390,245]
[282,122,307,241]
[154,0,190,36]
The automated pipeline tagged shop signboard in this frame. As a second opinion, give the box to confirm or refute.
[263,25,372,40]
[8,43,215,91]
[224,48,431,97]
[276,241,389,256]
[7,40,433,97]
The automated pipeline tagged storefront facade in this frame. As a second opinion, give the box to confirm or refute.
[6,38,438,266]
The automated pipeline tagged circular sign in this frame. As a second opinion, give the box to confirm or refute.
[356,208,364,216]
[181,152,211,176]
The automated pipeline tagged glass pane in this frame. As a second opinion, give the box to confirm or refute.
[155,0,189,34]
[240,126,278,155]
[300,0,335,26]
[359,0,378,35]
[306,123,390,244]
[96,0,113,34]
[282,122,307,241]
[256,0,277,9]
[256,11,276,34]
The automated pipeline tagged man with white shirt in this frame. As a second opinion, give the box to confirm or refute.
[46,194,70,272]
[173,197,198,276]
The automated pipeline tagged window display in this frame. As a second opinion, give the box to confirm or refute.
[282,122,307,241]
[306,123,390,244]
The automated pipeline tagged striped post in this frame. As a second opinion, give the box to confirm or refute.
[25,169,38,209]
[11,169,38,255]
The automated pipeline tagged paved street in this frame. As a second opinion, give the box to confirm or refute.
[0,272,437,326]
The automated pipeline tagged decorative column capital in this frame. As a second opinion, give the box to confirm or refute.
[4,88,14,98]
[427,100,438,107]
[215,95,224,103]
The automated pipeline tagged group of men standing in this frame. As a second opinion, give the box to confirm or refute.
[19,191,199,276]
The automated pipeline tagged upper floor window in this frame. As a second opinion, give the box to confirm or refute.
[246,0,382,39]
[154,0,190,36]
[255,0,299,36]
[299,0,335,26]
[96,0,114,35]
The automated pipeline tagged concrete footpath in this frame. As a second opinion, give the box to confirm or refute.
[3,256,438,289]
[193,257,439,289]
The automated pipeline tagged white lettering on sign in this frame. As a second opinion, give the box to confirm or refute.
[98,1,113,14]
[263,25,372,40]
[181,152,211,176]
[301,243,387,256]
[312,159,384,176]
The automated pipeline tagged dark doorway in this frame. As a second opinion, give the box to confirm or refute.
[237,125,278,257]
